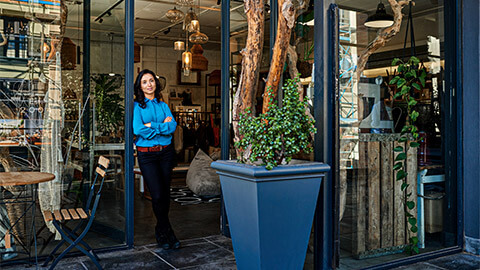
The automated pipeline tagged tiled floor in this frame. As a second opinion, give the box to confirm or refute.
[3,235,237,270]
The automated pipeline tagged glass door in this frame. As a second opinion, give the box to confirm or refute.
[334,1,456,268]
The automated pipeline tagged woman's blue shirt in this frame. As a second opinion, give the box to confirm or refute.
[133,98,177,147]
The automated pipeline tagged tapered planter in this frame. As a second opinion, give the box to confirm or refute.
[211,160,330,270]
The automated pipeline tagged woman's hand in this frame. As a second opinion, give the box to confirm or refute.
[164,117,173,123]
[144,122,151,127]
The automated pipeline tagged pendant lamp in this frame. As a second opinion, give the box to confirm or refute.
[364,2,394,28]
[166,7,184,23]
[174,40,185,51]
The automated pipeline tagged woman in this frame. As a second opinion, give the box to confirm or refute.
[133,69,180,249]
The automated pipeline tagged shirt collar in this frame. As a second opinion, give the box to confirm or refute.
[145,98,159,104]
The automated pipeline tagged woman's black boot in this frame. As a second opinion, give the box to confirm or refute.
[155,228,171,250]
[166,227,180,249]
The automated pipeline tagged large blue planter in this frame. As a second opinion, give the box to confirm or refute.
[211,160,330,270]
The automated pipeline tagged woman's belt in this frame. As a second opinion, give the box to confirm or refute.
[137,145,168,152]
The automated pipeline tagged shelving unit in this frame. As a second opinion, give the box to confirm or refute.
[204,70,221,118]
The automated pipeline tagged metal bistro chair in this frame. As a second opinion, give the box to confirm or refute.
[42,156,110,270]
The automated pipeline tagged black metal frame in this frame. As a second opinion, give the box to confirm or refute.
[0,185,38,266]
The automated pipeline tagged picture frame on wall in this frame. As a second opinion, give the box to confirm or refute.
[177,61,201,85]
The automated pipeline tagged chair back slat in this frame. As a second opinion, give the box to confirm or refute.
[85,156,110,210]
[98,156,110,169]
[95,167,106,178]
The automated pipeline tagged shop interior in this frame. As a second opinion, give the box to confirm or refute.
[0,0,455,268]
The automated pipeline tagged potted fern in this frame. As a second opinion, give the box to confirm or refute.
[211,77,329,269]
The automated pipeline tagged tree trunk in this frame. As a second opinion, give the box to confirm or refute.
[232,0,265,144]
[356,0,413,77]
[262,0,296,113]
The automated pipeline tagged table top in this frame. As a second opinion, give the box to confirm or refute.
[0,172,55,186]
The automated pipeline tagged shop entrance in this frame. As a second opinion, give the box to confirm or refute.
[132,0,224,245]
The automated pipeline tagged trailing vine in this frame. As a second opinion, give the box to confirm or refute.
[389,56,426,255]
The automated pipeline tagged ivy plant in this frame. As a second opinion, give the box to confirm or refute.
[236,76,316,170]
[390,56,427,255]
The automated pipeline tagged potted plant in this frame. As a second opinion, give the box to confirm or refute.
[92,75,124,143]
[212,77,329,269]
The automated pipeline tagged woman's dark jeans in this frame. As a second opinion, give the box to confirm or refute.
[137,144,175,234]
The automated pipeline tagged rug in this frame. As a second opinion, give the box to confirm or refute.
[170,186,221,205]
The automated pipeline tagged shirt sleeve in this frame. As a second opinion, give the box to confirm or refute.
[133,104,159,139]
[151,103,177,135]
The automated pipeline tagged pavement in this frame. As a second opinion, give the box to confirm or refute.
[2,235,479,269]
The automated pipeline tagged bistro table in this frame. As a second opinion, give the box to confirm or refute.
[0,172,55,266]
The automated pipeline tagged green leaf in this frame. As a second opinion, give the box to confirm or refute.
[392,58,401,65]
[419,76,426,87]
[395,153,407,161]
[396,170,406,180]
[397,78,407,88]
[399,137,408,142]
[411,236,419,245]
[408,99,417,106]
[401,182,409,190]
[410,142,420,147]
[412,83,421,90]
[408,217,417,226]
[393,92,402,99]
[407,201,415,210]
[410,56,420,65]
[411,226,418,233]
[390,77,399,85]
[394,146,404,152]
[393,162,403,170]
[413,246,420,254]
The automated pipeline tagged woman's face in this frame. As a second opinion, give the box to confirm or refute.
[140,73,156,97]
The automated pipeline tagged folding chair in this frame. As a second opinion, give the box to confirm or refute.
[42,156,110,270]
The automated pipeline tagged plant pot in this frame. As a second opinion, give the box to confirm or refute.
[211,160,330,270]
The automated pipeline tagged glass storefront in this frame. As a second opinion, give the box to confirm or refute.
[334,1,455,268]
[0,0,463,268]
[0,0,126,261]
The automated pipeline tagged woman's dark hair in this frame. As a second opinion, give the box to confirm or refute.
[134,69,164,108]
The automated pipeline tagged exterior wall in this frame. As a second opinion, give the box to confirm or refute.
[462,0,480,255]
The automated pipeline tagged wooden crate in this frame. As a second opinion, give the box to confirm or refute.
[340,135,417,259]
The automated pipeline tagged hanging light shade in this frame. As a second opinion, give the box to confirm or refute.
[175,0,194,6]
[190,20,200,32]
[183,8,198,32]
[174,40,185,51]
[189,31,208,44]
[182,50,192,75]
[190,44,208,71]
[364,2,394,28]
[166,7,184,23]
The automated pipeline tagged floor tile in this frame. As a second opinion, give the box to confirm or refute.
[82,251,173,270]
[427,253,480,270]
[204,235,234,253]
[179,260,237,270]
[153,242,234,269]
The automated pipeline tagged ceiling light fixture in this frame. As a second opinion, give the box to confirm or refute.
[189,31,208,44]
[183,8,198,32]
[174,40,185,51]
[364,1,394,28]
[166,7,184,23]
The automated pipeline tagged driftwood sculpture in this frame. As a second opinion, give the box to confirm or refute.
[356,0,414,77]
[232,0,265,147]
[233,0,311,144]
